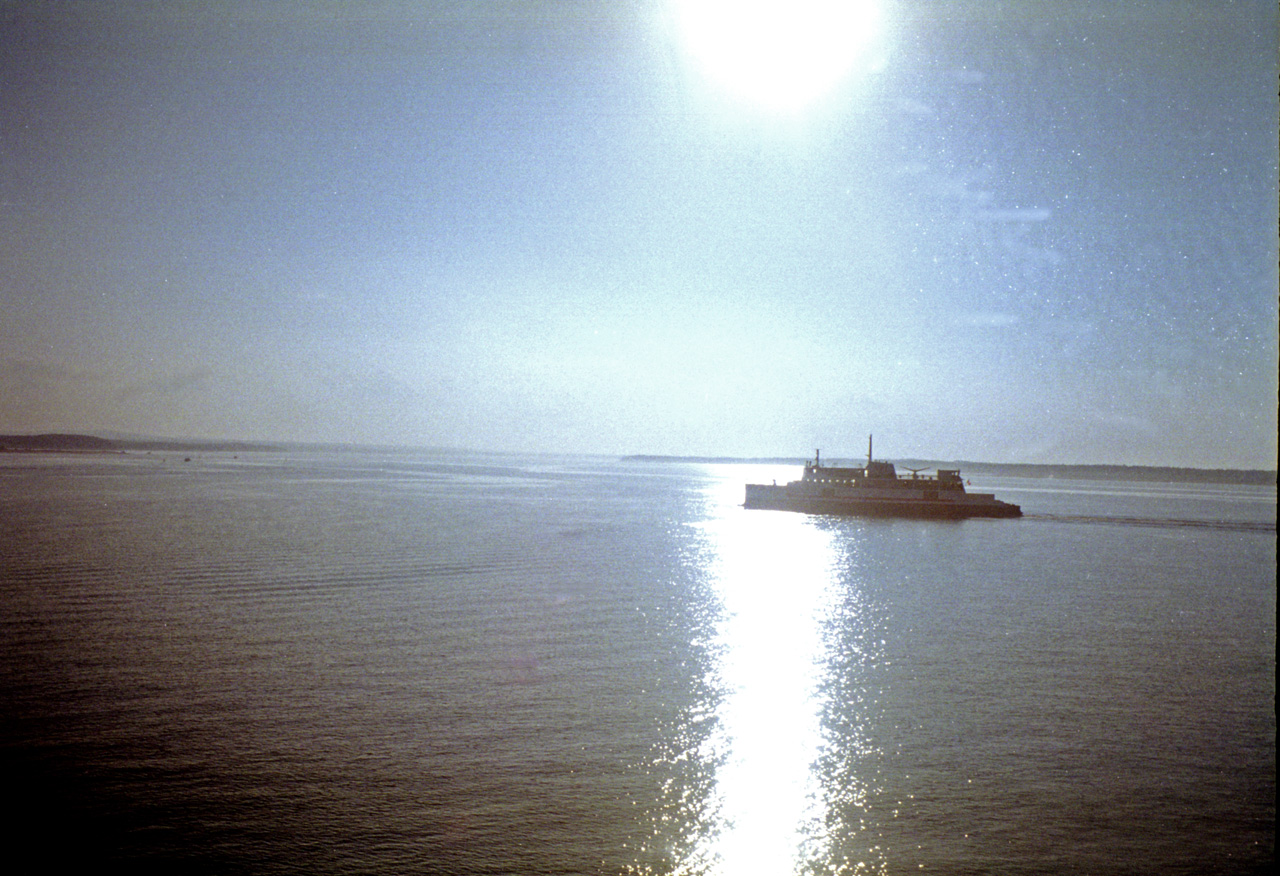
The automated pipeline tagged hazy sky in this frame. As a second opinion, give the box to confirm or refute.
[2,0,1276,467]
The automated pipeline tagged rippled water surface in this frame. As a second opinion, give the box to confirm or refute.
[1,451,1274,874]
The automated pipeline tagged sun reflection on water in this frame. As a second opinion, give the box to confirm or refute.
[689,467,848,874]
[631,465,890,875]
[698,513,837,873]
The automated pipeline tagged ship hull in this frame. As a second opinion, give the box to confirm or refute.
[744,484,1021,519]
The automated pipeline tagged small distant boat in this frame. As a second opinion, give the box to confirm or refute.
[744,436,1021,519]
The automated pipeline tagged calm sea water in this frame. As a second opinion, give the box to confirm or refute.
[1,450,1274,875]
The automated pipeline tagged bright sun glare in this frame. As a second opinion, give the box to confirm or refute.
[675,0,882,112]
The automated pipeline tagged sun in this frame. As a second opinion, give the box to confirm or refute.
[674,0,882,112]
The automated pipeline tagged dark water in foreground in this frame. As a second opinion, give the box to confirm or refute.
[1,451,1274,875]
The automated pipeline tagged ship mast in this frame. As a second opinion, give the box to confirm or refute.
[867,434,873,466]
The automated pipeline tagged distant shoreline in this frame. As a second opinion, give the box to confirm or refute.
[622,455,1277,487]
[2,435,1273,486]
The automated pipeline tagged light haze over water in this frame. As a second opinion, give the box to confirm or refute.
[2,450,1274,874]
[1,1,1276,467]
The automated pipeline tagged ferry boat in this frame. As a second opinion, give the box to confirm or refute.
[744,437,1021,519]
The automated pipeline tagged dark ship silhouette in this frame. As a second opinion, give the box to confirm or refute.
[745,436,1021,519]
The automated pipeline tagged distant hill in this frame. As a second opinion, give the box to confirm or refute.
[0,433,281,453]
[0,433,120,452]
[622,455,1276,486]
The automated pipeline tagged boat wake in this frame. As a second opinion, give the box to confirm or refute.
[1024,513,1275,533]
